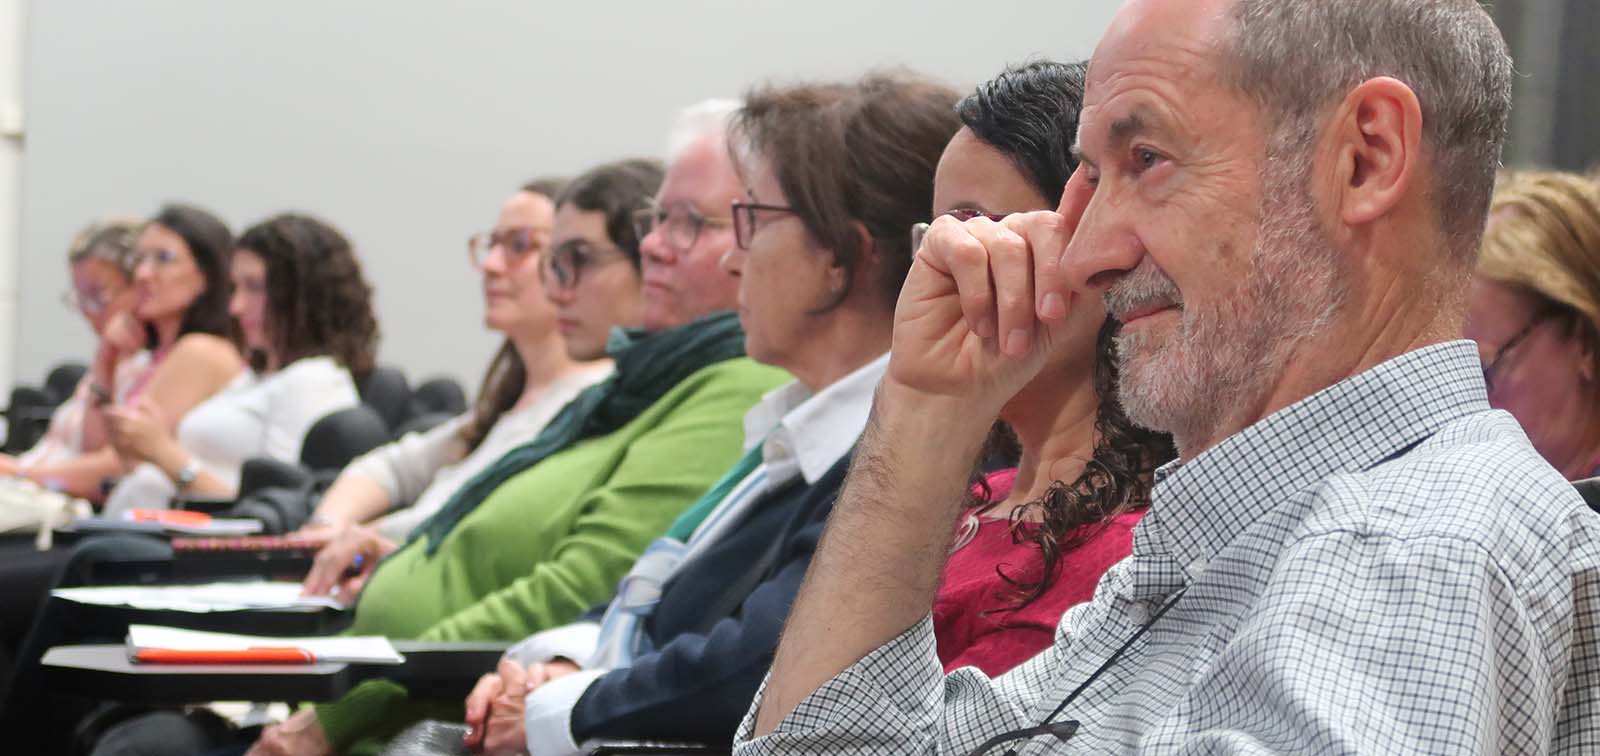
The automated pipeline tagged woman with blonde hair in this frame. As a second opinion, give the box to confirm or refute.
[1466,170,1600,480]
[1,218,145,474]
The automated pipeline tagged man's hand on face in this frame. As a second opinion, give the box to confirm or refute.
[887,210,1076,416]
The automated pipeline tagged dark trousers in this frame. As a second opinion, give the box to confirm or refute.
[0,535,173,753]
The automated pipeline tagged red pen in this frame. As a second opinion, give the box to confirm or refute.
[133,647,316,664]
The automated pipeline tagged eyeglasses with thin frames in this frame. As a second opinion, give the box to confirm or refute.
[468,227,551,268]
[633,201,732,251]
[1481,308,1559,394]
[963,586,1189,756]
[910,209,1013,252]
[60,285,122,316]
[133,248,184,270]
[539,239,631,291]
[731,200,799,250]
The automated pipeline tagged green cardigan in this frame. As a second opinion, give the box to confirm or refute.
[315,356,788,750]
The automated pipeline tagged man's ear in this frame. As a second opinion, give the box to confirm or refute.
[1324,76,1424,227]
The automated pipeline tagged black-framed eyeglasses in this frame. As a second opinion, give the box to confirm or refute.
[633,200,733,251]
[1481,309,1559,394]
[468,227,551,268]
[731,201,798,250]
[539,239,630,291]
[963,586,1189,756]
[910,209,1013,252]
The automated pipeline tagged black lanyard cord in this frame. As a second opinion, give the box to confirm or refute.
[1040,585,1190,725]
[964,585,1190,756]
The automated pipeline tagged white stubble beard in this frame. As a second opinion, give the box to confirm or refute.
[1110,160,1347,454]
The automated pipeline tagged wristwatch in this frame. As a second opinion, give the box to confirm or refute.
[172,458,202,490]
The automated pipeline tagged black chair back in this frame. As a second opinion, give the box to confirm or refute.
[299,405,391,474]
[390,411,456,440]
[1575,477,1600,514]
[409,377,468,418]
[359,366,412,433]
[43,362,88,404]
[2,386,57,453]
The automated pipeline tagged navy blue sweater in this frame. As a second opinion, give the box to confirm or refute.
[568,451,853,746]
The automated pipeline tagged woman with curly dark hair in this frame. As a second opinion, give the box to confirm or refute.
[925,60,1176,676]
[102,213,379,512]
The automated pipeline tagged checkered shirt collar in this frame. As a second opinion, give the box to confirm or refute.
[1137,340,1490,581]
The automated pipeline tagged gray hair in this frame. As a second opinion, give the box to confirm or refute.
[1219,0,1513,263]
[67,217,143,276]
[664,97,742,163]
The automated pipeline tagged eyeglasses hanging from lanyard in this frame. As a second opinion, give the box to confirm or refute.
[963,586,1190,756]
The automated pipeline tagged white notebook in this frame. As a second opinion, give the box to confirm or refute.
[72,515,264,536]
[127,624,403,664]
[53,581,344,613]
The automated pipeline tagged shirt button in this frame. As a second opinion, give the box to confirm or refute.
[1127,602,1150,625]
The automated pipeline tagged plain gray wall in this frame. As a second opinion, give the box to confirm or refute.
[13,0,1116,393]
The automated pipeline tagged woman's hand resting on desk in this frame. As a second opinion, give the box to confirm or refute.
[300,524,397,603]
[462,657,581,754]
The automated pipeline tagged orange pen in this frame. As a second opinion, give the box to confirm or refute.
[133,647,316,664]
[127,509,213,527]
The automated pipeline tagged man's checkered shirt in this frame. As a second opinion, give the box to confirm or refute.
[734,341,1600,754]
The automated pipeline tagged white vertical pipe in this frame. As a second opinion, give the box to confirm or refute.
[0,0,25,438]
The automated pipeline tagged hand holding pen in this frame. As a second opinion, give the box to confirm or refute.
[300,524,397,604]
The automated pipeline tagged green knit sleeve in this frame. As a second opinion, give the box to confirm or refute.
[310,359,787,750]
[416,360,789,642]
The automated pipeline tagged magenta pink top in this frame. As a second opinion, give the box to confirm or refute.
[934,468,1145,677]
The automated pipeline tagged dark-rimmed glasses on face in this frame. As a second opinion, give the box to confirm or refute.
[539,239,630,291]
[910,209,1012,252]
[468,227,550,268]
[1482,308,1558,394]
[731,200,798,250]
[633,201,732,251]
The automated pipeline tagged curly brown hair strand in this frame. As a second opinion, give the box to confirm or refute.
[235,213,379,377]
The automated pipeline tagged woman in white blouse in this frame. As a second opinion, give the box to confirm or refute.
[101,213,382,514]
[298,180,612,541]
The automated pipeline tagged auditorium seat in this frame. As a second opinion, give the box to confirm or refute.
[1575,477,1600,514]
[359,366,413,435]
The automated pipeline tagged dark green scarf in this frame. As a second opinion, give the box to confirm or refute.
[408,311,748,554]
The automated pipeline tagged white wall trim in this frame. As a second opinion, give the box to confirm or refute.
[0,0,26,428]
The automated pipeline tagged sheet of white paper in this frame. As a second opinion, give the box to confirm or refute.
[71,516,264,536]
[53,581,344,612]
[127,624,403,664]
